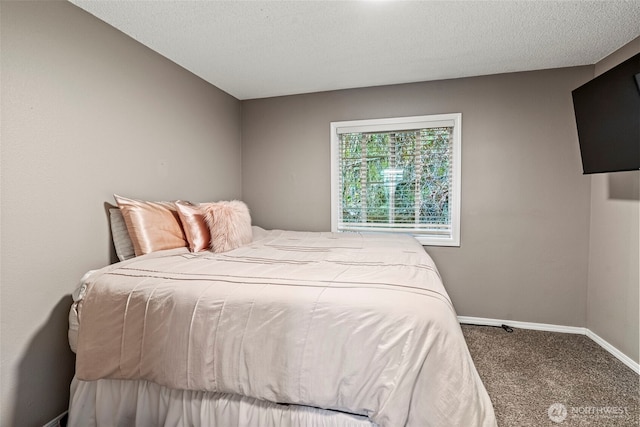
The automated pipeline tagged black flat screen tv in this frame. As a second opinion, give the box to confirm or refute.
[572,52,640,174]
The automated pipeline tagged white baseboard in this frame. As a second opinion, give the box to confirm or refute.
[42,411,67,427]
[459,316,639,374]
[586,329,640,375]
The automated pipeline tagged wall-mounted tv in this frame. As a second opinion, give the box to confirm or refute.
[572,53,639,174]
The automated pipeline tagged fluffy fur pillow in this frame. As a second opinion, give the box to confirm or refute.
[205,201,252,253]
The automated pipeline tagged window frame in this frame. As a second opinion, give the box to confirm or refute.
[330,113,462,247]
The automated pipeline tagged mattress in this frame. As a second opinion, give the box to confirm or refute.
[69,229,496,427]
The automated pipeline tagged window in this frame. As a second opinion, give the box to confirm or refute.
[330,114,461,246]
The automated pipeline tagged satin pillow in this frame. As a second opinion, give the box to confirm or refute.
[114,195,187,256]
[175,201,213,252]
[205,200,252,253]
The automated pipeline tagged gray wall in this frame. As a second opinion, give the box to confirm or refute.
[242,67,594,328]
[0,2,242,425]
[587,37,640,363]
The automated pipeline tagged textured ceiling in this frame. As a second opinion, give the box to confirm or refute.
[70,0,640,100]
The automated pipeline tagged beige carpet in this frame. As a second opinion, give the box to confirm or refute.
[462,324,639,427]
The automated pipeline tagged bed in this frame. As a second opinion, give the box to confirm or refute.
[68,227,496,427]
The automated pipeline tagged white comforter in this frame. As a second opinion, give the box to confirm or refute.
[74,229,496,427]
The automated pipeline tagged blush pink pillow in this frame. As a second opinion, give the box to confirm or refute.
[175,201,213,252]
[205,201,252,253]
[114,194,187,256]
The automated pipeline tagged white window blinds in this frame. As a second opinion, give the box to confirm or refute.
[331,114,461,246]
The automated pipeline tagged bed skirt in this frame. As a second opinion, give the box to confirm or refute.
[68,377,377,427]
